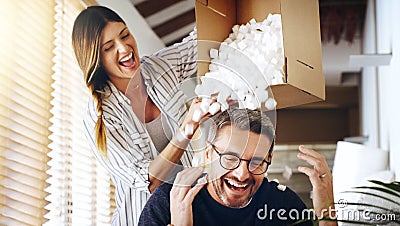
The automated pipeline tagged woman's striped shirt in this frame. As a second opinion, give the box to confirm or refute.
[83,32,197,225]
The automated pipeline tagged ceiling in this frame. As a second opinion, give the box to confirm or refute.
[130,0,366,46]
[123,0,364,142]
[130,0,196,46]
[129,0,367,85]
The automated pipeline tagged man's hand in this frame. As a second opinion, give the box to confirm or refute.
[170,167,207,226]
[297,145,337,225]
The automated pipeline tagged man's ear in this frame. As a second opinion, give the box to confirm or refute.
[268,151,274,162]
[204,142,214,166]
[205,142,212,160]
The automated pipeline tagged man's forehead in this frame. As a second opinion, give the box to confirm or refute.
[214,126,272,157]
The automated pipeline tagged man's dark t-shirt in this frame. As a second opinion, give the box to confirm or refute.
[139,179,313,226]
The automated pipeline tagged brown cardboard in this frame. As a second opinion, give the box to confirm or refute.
[195,0,325,109]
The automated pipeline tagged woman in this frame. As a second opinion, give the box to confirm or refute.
[72,6,213,225]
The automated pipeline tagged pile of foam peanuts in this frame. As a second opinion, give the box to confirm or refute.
[182,14,284,139]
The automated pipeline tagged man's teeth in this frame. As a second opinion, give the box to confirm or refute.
[120,53,133,62]
[226,179,247,188]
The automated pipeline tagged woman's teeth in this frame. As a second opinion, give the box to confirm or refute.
[120,52,133,63]
[119,52,135,67]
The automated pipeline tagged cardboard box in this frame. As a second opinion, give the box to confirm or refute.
[195,0,325,109]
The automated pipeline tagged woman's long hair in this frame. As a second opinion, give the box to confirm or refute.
[72,6,125,156]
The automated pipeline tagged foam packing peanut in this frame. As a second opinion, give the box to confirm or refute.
[247,94,261,109]
[239,25,248,34]
[254,87,268,103]
[236,32,244,41]
[224,38,233,44]
[283,165,293,181]
[217,88,231,107]
[236,90,246,101]
[192,109,202,122]
[265,98,277,110]
[176,129,187,142]
[195,14,284,111]
[199,97,212,113]
[220,104,228,112]
[209,48,219,59]
[200,102,210,113]
[237,41,247,50]
[229,92,238,101]
[277,184,287,191]
[201,97,212,106]
[195,77,218,97]
[209,64,219,72]
[208,102,221,115]
[184,123,194,136]
[232,24,239,33]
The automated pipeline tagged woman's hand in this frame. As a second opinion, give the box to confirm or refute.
[149,97,217,192]
[180,95,239,140]
[170,167,207,226]
[297,145,337,225]
[179,97,218,140]
[149,96,226,193]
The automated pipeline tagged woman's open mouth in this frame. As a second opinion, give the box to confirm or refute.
[119,52,135,68]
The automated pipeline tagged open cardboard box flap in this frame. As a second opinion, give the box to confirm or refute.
[195,0,325,109]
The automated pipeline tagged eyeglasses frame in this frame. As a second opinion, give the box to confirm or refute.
[210,144,271,175]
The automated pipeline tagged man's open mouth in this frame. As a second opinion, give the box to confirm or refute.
[224,178,250,192]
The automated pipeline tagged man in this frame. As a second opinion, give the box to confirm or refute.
[139,108,336,226]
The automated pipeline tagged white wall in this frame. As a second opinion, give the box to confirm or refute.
[361,0,379,148]
[96,0,165,56]
[375,0,392,152]
[361,0,400,179]
[322,39,361,86]
[387,0,400,180]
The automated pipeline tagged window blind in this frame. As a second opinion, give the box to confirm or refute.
[0,1,56,225]
[0,0,114,225]
[44,0,113,225]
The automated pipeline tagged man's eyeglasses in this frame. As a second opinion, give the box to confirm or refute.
[210,144,271,175]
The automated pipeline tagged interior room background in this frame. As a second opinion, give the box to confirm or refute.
[1,0,399,225]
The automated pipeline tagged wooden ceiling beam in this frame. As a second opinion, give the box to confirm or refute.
[165,34,190,47]
[135,0,182,17]
[153,9,195,37]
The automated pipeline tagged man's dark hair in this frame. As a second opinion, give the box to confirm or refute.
[206,108,275,155]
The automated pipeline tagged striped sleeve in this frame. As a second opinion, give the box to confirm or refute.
[154,28,198,83]
[83,100,150,191]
